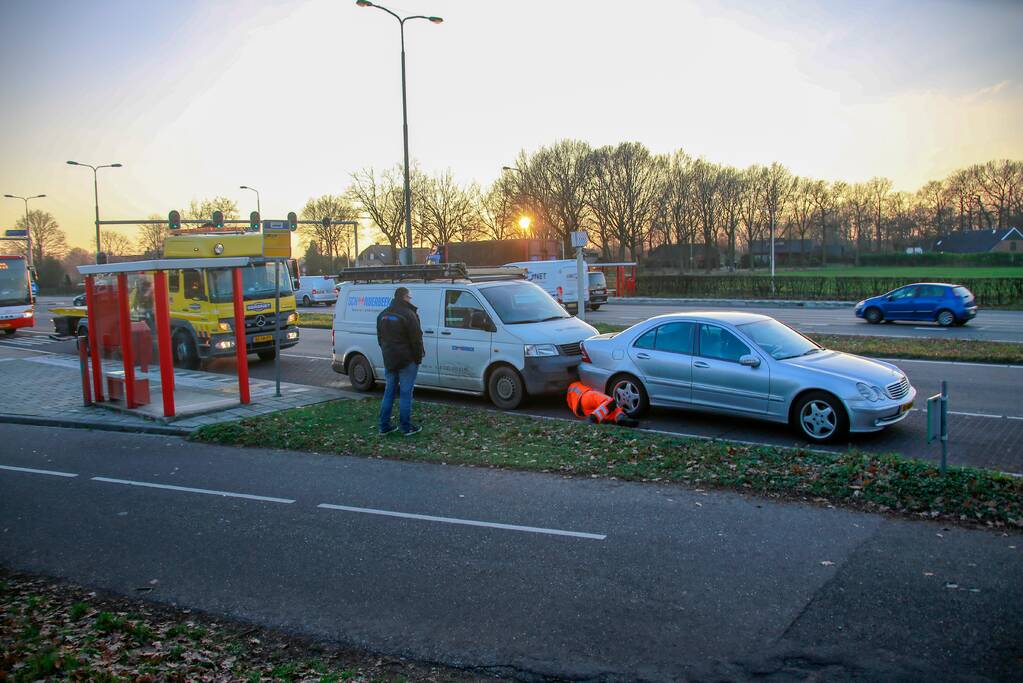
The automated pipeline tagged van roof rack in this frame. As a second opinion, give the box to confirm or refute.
[337,263,527,284]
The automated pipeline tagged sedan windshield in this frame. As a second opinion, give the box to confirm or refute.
[207,262,294,303]
[738,319,821,360]
[480,282,570,324]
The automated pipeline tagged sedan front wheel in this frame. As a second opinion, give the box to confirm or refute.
[793,391,849,443]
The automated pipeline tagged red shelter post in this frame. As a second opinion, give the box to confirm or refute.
[152,271,175,417]
[116,273,137,408]
[232,267,251,405]
[84,275,104,401]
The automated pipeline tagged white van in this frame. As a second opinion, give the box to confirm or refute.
[332,276,597,409]
[504,259,590,312]
[293,275,337,307]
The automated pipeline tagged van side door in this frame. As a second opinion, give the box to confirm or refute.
[437,289,493,391]
[412,288,441,387]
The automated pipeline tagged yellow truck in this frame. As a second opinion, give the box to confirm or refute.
[51,232,299,369]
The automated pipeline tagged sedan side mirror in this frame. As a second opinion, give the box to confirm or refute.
[739,354,761,368]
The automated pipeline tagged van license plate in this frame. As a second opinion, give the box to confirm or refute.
[254,334,273,343]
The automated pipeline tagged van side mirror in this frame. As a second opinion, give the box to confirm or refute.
[739,354,761,368]
[470,310,494,332]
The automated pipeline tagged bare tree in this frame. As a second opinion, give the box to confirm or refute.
[690,159,723,271]
[514,139,593,257]
[185,197,239,222]
[300,194,361,267]
[761,162,794,276]
[416,170,480,250]
[349,165,411,263]
[867,177,893,251]
[975,159,1020,229]
[738,165,766,270]
[846,183,872,265]
[716,166,742,269]
[102,230,136,256]
[137,214,168,258]
[477,172,520,241]
[788,178,816,265]
[916,180,951,241]
[14,210,68,262]
[661,151,699,270]
[586,142,666,261]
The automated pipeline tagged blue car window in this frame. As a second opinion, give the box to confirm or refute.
[890,286,916,300]
[917,285,945,298]
[654,322,695,355]
[634,328,657,349]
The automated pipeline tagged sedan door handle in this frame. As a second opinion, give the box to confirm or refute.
[693,361,710,368]
[635,352,650,359]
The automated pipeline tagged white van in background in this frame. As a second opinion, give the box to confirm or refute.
[504,259,594,312]
[332,276,596,409]
[293,275,338,307]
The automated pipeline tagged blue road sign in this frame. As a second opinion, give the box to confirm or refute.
[4,229,28,237]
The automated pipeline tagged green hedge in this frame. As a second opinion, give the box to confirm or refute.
[859,252,1020,267]
[634,276,1023,307]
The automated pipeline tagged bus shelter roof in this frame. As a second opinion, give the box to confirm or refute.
[589,262,638,267]
[78,257,254,276]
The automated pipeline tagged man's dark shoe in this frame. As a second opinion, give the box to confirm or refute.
[379,425,399,436]
[403,424,423,436]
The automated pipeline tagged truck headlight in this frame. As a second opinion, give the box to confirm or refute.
[287,313,297,325]
[856,382,883,402]
[524,344,559,357]
[217,320,232,332]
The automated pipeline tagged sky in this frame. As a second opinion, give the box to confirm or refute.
[1,0,1021,251]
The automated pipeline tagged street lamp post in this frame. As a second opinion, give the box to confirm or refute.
[240,185,261,216]
[2,193,45,266]
[66,160,122,263]
[356,0,443,266]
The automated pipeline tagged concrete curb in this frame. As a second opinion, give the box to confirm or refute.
[609,297,855,309]
[0,414,192,436]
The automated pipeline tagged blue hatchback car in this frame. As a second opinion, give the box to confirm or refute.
[855,283,978,327]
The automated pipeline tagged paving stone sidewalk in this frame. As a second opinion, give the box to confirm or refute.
[0,346,351,435]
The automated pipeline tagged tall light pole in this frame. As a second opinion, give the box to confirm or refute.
[355,0,443,265]
[66,160,122,263]
[2,193,45,266]
[240,185,261,216]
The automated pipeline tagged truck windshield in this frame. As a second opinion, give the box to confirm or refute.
[480,282,570,324]
[0,258,31,307]
[207,262,294,303]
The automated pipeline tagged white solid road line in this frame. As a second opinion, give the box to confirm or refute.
[882,357,1023,369]
[0,464,78,477]
[281,353,331,361]
[92,477,295,504]
[317,502,607,540]
[949,411,1004,419]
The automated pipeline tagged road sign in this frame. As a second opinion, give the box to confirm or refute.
[571,230,588,248]
[4,229,28,237]
[262,220,292,258]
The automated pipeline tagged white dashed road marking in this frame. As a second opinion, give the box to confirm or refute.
[91,477,295,504]
[317,503,607,540]
[0,464,78,478]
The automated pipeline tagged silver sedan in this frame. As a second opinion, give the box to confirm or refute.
[578,312,916,443]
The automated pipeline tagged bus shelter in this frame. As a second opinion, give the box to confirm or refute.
[589,262,638,297]
[77,258,257,419]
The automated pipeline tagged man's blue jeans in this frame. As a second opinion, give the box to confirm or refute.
[379,363,419,432]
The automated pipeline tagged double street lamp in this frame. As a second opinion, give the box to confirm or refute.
[240,185,261,216]
[2,193,46,266]
[66,160,123,263]
[355,0,443,265]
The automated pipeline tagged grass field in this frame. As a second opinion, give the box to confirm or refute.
[767,266,1023,278]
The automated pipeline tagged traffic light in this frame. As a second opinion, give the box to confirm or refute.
[212,210,224,229]
[249,211,261,232]
[168,210,181,231]
[321,216,331,229]
[287,211,298,231]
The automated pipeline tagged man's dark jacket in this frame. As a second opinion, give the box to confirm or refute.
[376,298,425,372]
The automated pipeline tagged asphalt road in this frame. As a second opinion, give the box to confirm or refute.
[2,424,1020,681]
[11,299,1023,473]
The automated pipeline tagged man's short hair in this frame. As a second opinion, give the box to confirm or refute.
[395,286,410,300]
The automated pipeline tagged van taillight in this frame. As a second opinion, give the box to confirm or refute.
[580,341,591,363]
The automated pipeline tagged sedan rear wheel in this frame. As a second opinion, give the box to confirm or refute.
[793,391,848,443]
[609,375,649,418]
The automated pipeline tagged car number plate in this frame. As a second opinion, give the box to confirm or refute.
[900,401,913,414]
[254,334,273,343]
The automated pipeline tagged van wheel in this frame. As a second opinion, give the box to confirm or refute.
[257,349,276,361]
[172,330,200,370]
[936,309,955,327]
[488,366,525,410]
[347,354,375,392]
[302,295,311,307]
[792,391,848,443]
[608,374,649,418]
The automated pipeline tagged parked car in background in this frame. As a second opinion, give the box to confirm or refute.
[855,283,977,326]
[579,312,915,443]
[294,275,338,307]
[73,293,86,307]
[588,271,608,310]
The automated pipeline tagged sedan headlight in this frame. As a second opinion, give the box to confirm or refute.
[524,343,559,357]
[856,382,884,402]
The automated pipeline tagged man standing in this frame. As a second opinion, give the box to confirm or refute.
[376,286,424,436]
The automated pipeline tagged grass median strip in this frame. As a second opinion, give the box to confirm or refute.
[592,323,1023,365]
[193,398,1023,530]
[297,311,333,329]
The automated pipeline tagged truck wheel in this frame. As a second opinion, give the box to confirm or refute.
[487,366,525,410]
[347,354,375,392]
[302,295,311,307]
[257,349,277,361]
[172,330,200,370]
